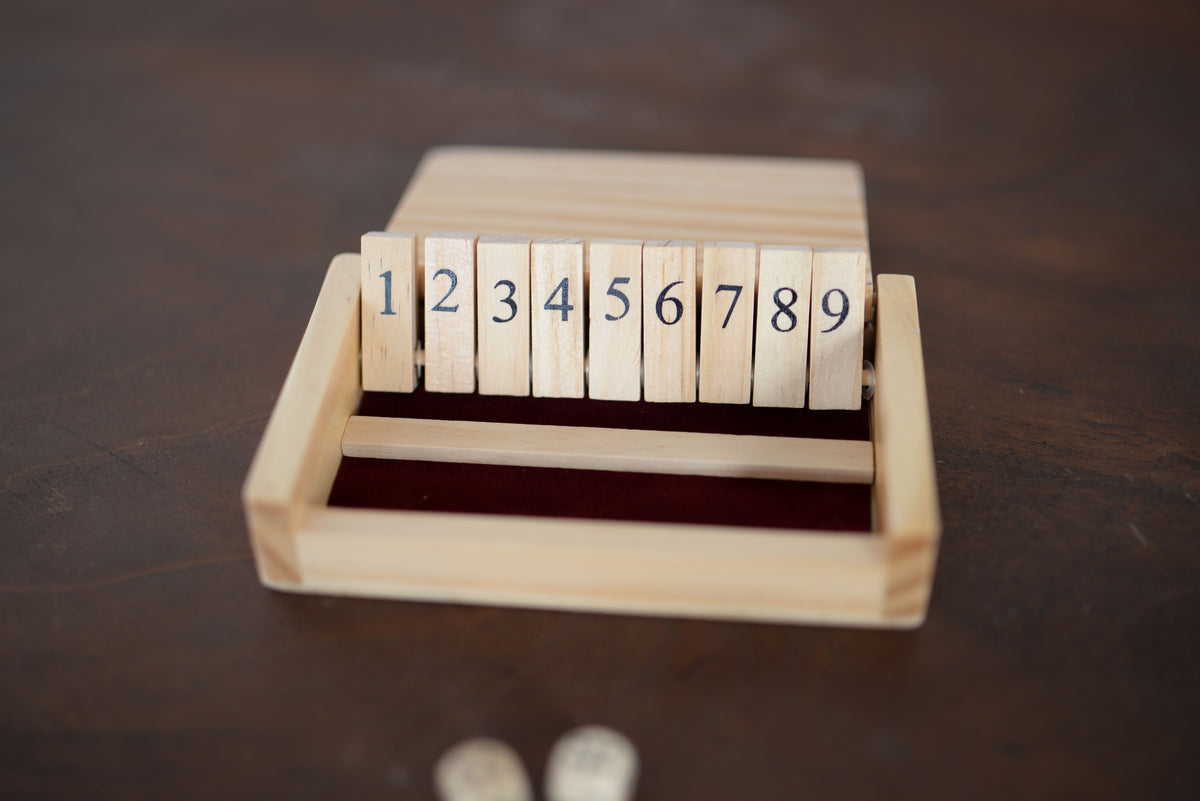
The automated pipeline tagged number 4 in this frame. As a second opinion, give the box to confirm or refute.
[543,277,574,321]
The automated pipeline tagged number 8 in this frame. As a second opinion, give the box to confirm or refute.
[770,287,798,333]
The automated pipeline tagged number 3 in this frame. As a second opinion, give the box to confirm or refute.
[493,280,517,323]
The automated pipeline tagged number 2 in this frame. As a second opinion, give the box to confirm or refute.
[430,268,459,312]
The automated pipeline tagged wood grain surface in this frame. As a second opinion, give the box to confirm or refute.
[2,2,1197,799]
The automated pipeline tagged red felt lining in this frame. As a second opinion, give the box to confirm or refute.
[328,390,873,533]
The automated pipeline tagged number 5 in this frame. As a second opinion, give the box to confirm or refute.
[604,277,631,321]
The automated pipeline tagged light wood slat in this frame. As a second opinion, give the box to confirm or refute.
[753,245,813,408]
[360,232,417,393]
[476,234,531,396]
[809,246,867,410]
[424,232,478,393]
[588,239,643,401]
[698,242,756,404]
[642,241,697,403]
[873,275,940,541]
[293,506,891,627]
[872,275,941,625]
[389,147,869,241]
[242,254,364,586]
[387,147,874,311]
[342,415,873,483]
[531,238,585,398]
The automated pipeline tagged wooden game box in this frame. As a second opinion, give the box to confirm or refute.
[242,146,940,628]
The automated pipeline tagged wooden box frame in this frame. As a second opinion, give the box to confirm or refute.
[242,147,940,628]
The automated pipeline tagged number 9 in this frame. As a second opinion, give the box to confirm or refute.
[820,288,849,333]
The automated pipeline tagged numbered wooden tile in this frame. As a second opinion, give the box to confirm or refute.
[425,233,478,393]
[699,242,756,404]
[588,239,642,401]
[531,238,585,398]
[435,737,533,801]
[545,726,639,801]
[642,241,697,403]
[753,245,812,408]
[809,246,866,410]
[477,235,531,396]
[361,232,418,393]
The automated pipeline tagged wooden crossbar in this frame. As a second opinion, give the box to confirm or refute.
[341,416,874,483]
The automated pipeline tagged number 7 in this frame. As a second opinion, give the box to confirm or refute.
[715,284,742,329]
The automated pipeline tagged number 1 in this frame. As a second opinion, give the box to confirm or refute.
[379,270,396,315]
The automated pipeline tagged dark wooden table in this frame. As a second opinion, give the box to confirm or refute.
[3,2,1197,798]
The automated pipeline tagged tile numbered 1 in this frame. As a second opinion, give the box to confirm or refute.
[361,231,418,392]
